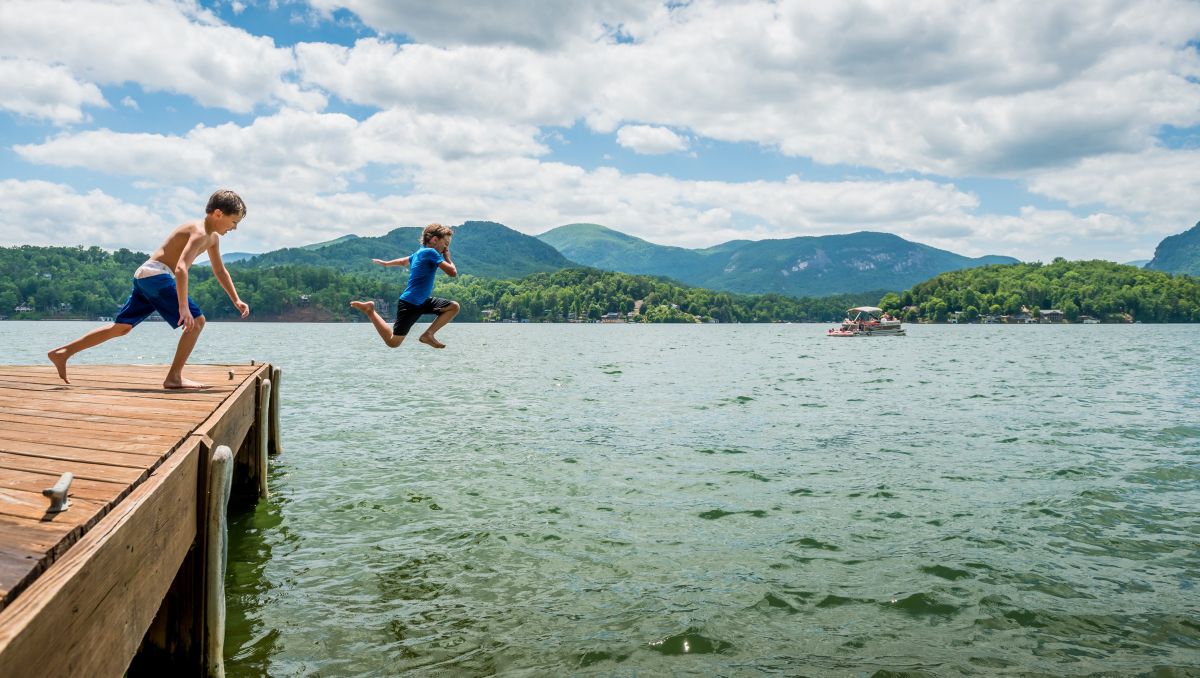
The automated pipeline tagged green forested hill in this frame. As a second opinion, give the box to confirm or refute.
[0,245,877,323]
[244,220,574,279]
[882,259,1200,322]
[1146,222,1200,276]
[538,224,1018,296]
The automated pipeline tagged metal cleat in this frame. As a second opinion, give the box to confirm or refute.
[42,472,73,513]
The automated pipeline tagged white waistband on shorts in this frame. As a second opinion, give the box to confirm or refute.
[134,259,173,279]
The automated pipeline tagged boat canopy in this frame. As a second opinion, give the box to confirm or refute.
[848,306,883,314]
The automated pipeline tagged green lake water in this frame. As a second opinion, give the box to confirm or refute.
[4,321,1199,676]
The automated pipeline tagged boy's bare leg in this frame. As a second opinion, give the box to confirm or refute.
[164,316,207,389]
[350,300,404,348]
[47,323,134,384]
[419,302,460,349]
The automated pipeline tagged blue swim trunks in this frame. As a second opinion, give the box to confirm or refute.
[114,274,203,328]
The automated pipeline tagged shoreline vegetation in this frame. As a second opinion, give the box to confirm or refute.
[4,246,1199,324]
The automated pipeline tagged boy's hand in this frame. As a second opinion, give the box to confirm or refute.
[178,307,196,332]
[372,258,387,266]
[234,300,250,318]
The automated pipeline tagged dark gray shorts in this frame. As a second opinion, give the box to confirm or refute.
[393,297,453,336]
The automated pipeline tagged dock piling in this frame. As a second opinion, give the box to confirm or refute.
[205,445,234,678]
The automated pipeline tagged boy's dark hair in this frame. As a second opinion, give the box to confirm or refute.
[421,223,453,246]
[206,189,246,217]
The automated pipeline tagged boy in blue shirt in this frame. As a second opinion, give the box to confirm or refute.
[350,223,460,348]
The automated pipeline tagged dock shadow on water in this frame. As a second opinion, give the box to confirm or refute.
[7,322,1198,676]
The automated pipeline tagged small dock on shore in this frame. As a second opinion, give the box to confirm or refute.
[0,362,281,677]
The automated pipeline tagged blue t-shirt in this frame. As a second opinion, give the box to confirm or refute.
[399,247,445,304]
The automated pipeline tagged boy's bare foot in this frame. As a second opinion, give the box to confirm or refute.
[163,377,209,390]
[47,349,70,384]
[350,300,375,314]
[419,333,445,349]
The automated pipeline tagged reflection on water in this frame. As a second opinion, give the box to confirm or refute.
[3,321,1198,676]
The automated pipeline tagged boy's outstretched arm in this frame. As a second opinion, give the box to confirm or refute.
[373,256,410,267]
[208,241,250,318]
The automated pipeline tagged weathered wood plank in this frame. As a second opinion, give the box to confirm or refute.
[0,438,201,676]
[0,428,178,453]
[0,394,209,421]
[0,405,197,430]
[0,439,163,469]
[0,452,146,485]
[0,412,190,439]
[0,388,217,413]
[0,487,107,524]
[0,469,124,503]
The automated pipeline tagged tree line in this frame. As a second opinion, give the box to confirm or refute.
[879,258,1200,322]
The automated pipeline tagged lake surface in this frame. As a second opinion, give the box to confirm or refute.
[4,321,1199,676]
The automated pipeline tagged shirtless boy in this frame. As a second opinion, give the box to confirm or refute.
[47,189,250,389]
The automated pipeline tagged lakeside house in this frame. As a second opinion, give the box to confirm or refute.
[14,304,33,313]
[1039,309,1064,323]
[601,312,623,323]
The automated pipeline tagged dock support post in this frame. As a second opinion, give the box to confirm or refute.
[205,445,234,678]
[268,366,283,456]
[257,379,271,499]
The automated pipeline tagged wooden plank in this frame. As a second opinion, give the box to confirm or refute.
[0,405,197,430]
[0,428,178,453]
[0,366,255,391]
[0,412,191,439]
[0,379,233,402]
[0,394,208,421]
[0,440,163,469]
[0,469,124,503]
[0,438,201,675]
[0,453,145,485]
[0,388,216,413]
[0,488,107,525]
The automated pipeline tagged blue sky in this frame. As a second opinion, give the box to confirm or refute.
[1,0,1198,263]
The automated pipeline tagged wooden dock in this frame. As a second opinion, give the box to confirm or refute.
[0,362,280,677]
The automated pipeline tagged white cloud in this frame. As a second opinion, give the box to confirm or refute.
[0,0,323,113]
[120,96,139,110]
[616,125,688,154]
[294,0,1200,176]
[0,58,106,124]
[16,108,548,192]
[303,0,655,47]
[1028,148,1200,228]
[0,180,169,251]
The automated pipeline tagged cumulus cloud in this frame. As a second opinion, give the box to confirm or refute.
[16,108,548,192]
[1028,148,1200,228]
[616,125,688,154]
[303,0,655,47]
[0,58,106,124]
[0,0,323,113]
[295,0,1200,176]
[0,180,170,251]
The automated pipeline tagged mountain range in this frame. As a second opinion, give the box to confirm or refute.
[236,221,1019,297]
[537,223,1018,297]
[229,219,1197,298]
